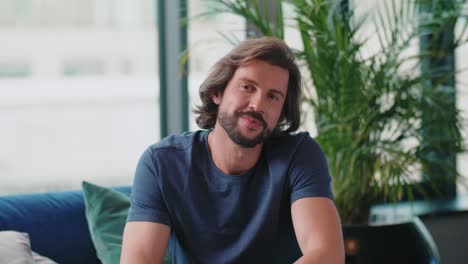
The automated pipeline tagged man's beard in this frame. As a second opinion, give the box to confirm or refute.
[217,110,272,148]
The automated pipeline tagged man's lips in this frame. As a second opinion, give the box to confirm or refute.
[235,111,267,129]
[240,115,265,129]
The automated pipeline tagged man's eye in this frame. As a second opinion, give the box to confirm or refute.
[241,84,252,91]
[268,94,279,101]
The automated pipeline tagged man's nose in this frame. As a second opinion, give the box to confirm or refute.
[248,92,265,114]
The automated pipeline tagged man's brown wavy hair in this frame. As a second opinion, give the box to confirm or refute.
[194,37,301,134]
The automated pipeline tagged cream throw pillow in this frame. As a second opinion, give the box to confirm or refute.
[0,231,57,264]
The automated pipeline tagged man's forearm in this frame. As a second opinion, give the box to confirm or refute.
[293,250,343,264]
[121,254,164,264]
[120,222,171,264]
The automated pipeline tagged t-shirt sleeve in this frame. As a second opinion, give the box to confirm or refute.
[288,136,333,204]
[126,146,172,227]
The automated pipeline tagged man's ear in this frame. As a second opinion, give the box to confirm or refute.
[212,92,222,105]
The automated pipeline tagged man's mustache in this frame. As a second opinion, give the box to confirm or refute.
[235,111,267,128]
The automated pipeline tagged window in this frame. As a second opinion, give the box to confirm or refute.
[456,24,468,194]
[0,0,159,194]
[352,0,468,195]
[0,61,31,78]
[188,0,246,130]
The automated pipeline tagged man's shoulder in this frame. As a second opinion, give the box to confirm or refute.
[266,131,322,157]
[147,130,206,153]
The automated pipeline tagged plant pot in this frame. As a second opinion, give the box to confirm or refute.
[343,217,440,264]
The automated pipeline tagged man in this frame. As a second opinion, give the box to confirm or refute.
[121,37,344,264]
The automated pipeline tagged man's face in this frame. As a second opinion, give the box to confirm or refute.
[212,60,289,148]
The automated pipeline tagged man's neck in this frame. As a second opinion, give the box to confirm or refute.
[207,125,263,175]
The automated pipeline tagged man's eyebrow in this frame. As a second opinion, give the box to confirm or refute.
[239,77,259,86]
[239,77,286,98]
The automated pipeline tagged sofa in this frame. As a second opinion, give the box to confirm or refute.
[0,184,131,264]
[1,183,441,264]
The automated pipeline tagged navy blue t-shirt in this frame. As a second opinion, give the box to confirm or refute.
[127,130,333,263]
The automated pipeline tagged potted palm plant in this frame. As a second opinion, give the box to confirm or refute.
[200,0,467,263]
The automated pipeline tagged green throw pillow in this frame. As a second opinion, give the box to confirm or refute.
[82,181,130,264]
[82,181,172,264]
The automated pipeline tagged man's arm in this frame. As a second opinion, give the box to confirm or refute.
[121,221,171,264]
[291,197,344,264]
